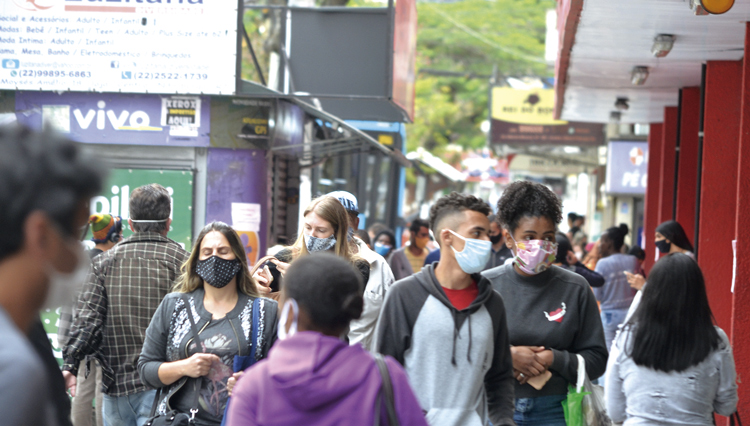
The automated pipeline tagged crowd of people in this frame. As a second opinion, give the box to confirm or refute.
[0,126,739,426]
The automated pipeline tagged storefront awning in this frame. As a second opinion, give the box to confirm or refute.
[237,79,411,167]
[407,147,465,183]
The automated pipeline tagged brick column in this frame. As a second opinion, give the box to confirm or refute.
[643,123,663,273]
[658,107,678,224]
[675,87,700,245]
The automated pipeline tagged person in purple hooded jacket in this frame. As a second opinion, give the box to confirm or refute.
[226,252,427,426]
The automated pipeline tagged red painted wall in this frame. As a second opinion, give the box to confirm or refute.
[644,123,663,274]
[698,61,742,334]
[732,22,750,419]
[675,87,700,245]
[658,107,678,224]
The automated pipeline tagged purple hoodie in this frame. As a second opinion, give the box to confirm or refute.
[226,331,427,426]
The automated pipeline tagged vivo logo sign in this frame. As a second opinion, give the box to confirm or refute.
[73,100,161,131]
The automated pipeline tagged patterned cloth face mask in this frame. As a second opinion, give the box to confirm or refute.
[510,236,558,275]
[304,233,337,253]
[195,255,241,288]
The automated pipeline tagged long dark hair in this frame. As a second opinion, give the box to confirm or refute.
[656,220,694,252]
[626,253,719,372]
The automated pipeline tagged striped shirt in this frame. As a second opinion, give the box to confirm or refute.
[63,232,189,396]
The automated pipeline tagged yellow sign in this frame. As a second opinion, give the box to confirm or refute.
[491,88,568,125]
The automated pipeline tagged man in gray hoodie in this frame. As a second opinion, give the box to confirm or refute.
[374,192,515,426]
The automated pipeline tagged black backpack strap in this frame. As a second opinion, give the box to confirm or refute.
[373,354,400,426]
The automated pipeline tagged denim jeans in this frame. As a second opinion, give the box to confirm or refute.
[102,389,156,426]
[513,394,567,426]
[601,308,629,352]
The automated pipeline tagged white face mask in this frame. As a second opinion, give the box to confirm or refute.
[277,298,299,340]
[43,235,89,311]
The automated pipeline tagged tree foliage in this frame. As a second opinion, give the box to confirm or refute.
[408,0,554,154]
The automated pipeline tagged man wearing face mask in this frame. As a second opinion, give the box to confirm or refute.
[326,191,395,351]
[374,192,515,426]
[63,184,190,426]
[0,125,104,425]
[389,218,431,281]
[484,214,513,271]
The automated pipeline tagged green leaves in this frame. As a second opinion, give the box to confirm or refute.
[408,0,554,153]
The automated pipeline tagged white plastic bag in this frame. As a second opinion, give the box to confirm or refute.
[576,354,612,426]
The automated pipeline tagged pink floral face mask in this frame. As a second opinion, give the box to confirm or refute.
[511,236,558,275]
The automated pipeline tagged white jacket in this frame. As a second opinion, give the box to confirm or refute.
[348,238,394,351]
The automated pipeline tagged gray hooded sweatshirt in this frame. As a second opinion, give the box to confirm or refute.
[374,263,515,426]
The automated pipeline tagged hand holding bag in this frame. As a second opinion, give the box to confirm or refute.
[562,354,611,426]
[145,295,204,426]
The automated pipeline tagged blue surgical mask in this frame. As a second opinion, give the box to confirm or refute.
[447,229,492,274]
[374,242,392,257]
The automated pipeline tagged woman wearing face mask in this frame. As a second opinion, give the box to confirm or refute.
[482,181,608,426]
[373,229,396,261]
[623,220,694,324]
[138,222,278,426]
[625,220,693,292]
[226,253,428,426]
[253,196,366,296]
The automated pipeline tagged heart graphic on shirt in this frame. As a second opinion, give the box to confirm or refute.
[544,303,566,323]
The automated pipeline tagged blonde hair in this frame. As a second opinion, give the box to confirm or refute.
[173,221,259,297]
[289,196,354,261]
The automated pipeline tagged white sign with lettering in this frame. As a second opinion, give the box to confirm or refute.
[0,0,237,94]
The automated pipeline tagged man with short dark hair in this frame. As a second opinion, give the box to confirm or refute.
[63,183,189,426]
[326,191,395,351]
[389,218,431,281]
[375,192,515,426]
[0,125,104,425]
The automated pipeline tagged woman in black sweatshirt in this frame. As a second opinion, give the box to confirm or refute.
[482,181,608,426]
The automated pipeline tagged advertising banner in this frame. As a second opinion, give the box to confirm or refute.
[87,168,195,249]
[605,140,648,195]
[490,87,604,146]
[16,91,210,146]
[0,0,237,94]
[205,148,268,267]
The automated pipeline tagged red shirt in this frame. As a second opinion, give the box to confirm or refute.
[442,281,479,310]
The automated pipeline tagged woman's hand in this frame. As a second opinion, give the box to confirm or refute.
[253,265,273,295]
[270,259,291,276]
[566,251,578,266]
[624,271,646,291]
[510,346,547,378]
[227,371,244,397]
[513,368,529,385]
[181,353,221,378]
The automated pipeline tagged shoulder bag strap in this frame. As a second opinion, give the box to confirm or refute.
[374,354,400,426]
[731,412,743,426]
[250,297,261,363]
[180,294,203,419]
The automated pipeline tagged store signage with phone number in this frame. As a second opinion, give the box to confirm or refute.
[0,0,237,94]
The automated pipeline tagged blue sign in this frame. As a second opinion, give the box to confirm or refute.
[15,91,211,147]
[606,140,648,195]
[2,59,19,69]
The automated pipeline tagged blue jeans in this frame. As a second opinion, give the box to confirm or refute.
[102,389,156,426]
[513,394,567,426]
[601,308,629,352]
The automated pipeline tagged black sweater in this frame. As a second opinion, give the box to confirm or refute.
[482,263,608,398]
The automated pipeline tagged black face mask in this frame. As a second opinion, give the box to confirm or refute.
[490,234,503,245]
[196,256,241,289]
[655,239,671,254]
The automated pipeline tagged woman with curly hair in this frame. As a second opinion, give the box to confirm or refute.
[482,181,608,426]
